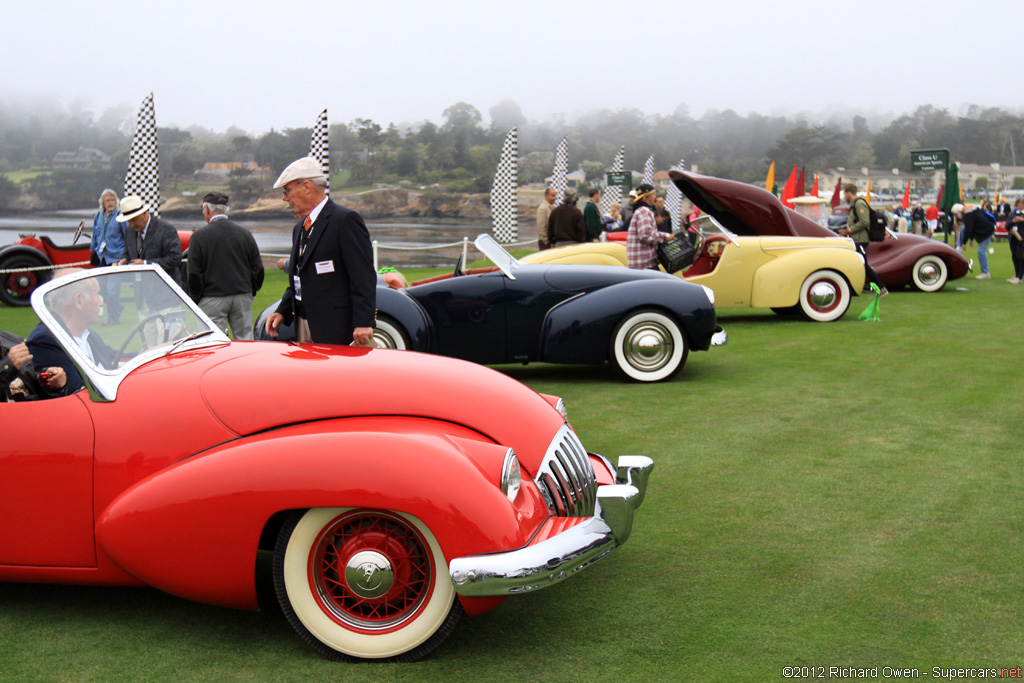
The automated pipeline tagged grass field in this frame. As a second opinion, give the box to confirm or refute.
[1,245,1023,681]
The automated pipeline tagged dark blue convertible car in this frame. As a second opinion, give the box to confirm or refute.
[256,235,726,382]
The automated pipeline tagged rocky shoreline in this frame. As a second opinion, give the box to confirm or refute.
[156,186,543,222]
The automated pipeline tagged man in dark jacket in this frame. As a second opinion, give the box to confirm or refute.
[583,188,603,242]
[548,190,586,247]
[117,196,183,286]
[187,191,264,339]
[953,203,996,279]
[264,157,376,346]
[116,196,183,313]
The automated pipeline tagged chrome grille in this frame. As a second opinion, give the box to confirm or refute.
[535,425,597,517]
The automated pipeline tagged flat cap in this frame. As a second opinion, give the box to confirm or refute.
[273,156,325,189]
[203,191,229,205]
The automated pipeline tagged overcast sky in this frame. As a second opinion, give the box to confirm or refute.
[2,0,1018,135]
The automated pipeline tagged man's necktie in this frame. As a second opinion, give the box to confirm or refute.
[299,216,312,259]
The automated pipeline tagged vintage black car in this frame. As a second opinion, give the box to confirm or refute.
[256,235,726,382]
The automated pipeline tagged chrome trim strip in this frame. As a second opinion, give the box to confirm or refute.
[449,455,654,597]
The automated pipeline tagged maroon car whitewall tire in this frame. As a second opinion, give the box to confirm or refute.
[273,507,461,662]
[909,255,948,292]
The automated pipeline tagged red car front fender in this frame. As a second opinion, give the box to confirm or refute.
[97,419,542,610]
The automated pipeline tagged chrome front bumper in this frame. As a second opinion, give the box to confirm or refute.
[711,326,728,347]
[449,454,653,597]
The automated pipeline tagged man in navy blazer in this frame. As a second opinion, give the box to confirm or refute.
[264,157,376,345]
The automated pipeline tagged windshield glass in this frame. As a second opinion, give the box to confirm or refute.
[473,234,518,279]
[33,266,228,399]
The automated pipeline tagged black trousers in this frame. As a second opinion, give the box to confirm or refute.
[855,243,886,291]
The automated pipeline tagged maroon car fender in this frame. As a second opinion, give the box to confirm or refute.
[96,420,548,611]
[867,235,970,286]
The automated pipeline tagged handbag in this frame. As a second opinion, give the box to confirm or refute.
[656,234,696,273]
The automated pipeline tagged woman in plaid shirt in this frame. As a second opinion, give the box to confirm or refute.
[626,184,671,269]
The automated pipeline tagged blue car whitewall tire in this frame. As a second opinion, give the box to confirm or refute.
[610,309,688,382]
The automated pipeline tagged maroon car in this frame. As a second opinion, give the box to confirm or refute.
[827,206,970,292]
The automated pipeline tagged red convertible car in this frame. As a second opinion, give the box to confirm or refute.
[1,265,653,662]
[0,224,192,307]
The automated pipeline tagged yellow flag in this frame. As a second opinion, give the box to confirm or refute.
[866,179,872,205]
[765,161,775,193]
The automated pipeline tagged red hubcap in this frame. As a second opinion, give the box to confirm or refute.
[310,511,432,632]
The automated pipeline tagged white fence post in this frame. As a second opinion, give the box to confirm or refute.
[373,240,379,271]
[462,237,469,267]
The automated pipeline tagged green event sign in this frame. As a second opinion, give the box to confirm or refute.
[607,171,632,187]
[911,149,949,172]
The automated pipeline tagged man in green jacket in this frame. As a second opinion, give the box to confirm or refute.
[584,188,603,242]
[839,183,887,295]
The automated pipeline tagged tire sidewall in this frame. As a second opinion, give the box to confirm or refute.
[276,507,456,660]
[911,256,947,292]
[798,270,850,322]
[610,309,687,382]
[373,316,408,350]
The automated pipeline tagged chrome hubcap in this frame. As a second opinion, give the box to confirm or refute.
[372,330,396,348]
[917,263,940,285]
[345,550,394,599]
[808,281,838,310]
[623,323,673,371]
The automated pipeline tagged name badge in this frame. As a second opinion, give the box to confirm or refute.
[315,260,335,274]
[293,274,302,301]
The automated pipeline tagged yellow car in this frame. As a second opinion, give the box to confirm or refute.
[523,171,867,322]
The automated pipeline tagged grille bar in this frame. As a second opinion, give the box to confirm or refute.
[535,425,597,517]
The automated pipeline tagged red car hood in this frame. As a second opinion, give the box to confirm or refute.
[198,341,564,469]
[670,170,835,238]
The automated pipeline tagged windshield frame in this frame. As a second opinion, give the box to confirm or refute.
[29,264,230,401]
[473,234,519,280]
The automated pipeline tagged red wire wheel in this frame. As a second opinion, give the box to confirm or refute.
[310,511,432,632]
[274,508,462,661]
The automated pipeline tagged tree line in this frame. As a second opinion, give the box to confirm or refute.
[1,96,1022,210]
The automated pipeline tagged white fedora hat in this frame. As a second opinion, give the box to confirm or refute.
[273,156,325,189]
[116,195,150,222]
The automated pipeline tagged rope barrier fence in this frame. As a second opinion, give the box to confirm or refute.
[1,238,539,275]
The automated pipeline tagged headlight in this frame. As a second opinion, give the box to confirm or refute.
[701,284,715,306]
[501,449,522,503]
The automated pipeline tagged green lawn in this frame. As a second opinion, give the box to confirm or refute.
[2,245,1023,681]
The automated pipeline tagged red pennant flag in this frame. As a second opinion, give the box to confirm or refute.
[797,166,806,198]
[780,164,798,208]
[902,181,911,210]
[811,174,819,197]
[830,177,842,210]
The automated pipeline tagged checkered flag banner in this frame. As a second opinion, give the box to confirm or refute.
[642,155,655,185]
[490,127,518,243]
[124,92,160,217]
[309,108,329,197]
[666,157,686,232]
[600,146,625,216]
[551,137,568,205]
